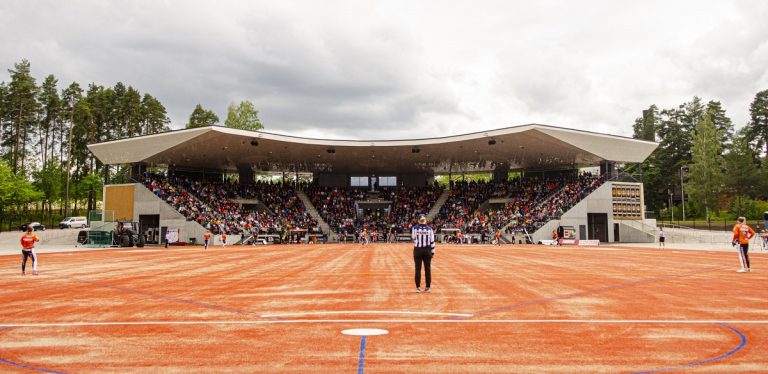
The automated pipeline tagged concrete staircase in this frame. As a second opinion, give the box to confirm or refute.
[426,189,451,221]
[232,198,273,215]
[296,189,334,240]
[499,184,578,244]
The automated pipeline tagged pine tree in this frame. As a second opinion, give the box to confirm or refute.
[723,128,761,201]
[123,86,142,138]
[141,93,170,135]
[38,74,62,165]
[705,100,734,147]
[688,109,724,219]
[0,83,8,156]
[5,59,39,174]
[188,104,219,128]
[746,89,768,155]
[632,105,658,141]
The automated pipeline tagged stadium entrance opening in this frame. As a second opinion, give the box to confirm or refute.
[356,202,391,220]
[587,213,608,243]
[139,214,160,244]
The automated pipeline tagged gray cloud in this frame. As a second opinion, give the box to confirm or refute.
[1,0,766,140]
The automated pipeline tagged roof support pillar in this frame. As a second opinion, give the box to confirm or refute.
[130,162,147,181]
[492,162,510,183]
[600,161,618,180]
[237,164,254,184]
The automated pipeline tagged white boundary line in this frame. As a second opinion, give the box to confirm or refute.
[2,319,768,328]
[260,311,472,318]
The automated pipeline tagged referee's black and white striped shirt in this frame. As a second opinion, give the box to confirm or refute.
[412,223,435,250]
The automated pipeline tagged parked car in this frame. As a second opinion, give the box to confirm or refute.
[59,216,88,229]
[20,222,45,231]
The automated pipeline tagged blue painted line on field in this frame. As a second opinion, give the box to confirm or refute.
[0,357,68,374]
[68,277,266,319]
[453,265,725,320]
[357,336,367,374]
[0,327,67,373]
[632,322,747,373]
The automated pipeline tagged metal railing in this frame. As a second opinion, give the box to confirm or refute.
[657,217,765,233]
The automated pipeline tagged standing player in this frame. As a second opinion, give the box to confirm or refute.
[203,231,211,250]
[732,217,755,273]
[658,228,665,248]
[412,215,435,293]
[221,231,227,247]
[20,225,40,276]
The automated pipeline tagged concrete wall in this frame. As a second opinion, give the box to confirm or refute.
[532,182,613,243]
[530,182,656,244]
[133,183,208,243]
[618,223,655,242]
[93,183,210,244]
[660,227,732,244]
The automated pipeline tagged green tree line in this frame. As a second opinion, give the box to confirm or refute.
[0,59,171,230]
[0,59,264,231]
[631,91,768,220]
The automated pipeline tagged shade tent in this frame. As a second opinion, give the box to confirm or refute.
[87,124,657,175]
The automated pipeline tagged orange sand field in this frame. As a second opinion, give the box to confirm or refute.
[1,243,766,373]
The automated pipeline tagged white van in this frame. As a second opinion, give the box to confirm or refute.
[60,216,88,229]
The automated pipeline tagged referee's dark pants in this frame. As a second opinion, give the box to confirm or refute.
[413,247,432,288]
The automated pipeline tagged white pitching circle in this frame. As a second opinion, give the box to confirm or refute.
[341,328,389,336]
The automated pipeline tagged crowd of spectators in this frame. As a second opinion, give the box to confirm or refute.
[143,174,318,237]
[469,173,603,235]
[376,185,442,235]
[305,184,443,241]
[304,185,364,234]
[143,171,602,243]
[432,180,496,232]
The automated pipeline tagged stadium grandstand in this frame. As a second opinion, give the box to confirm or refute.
[87,124,658,246]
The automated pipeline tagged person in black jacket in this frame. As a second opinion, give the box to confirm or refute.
[411,215,435,293]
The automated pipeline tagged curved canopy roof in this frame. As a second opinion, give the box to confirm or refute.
[87,124,657,174]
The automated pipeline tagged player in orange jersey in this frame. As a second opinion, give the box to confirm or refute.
[494,230,502,246]
[20,225,40,276]
[732,217,756,273]
[221,232,227,247]
[203,231,211,250]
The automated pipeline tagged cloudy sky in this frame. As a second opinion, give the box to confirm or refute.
[1,0,767,140]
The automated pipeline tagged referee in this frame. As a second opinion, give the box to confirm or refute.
[412,215,435,293]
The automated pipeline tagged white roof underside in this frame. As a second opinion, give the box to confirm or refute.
[87,124,657,174]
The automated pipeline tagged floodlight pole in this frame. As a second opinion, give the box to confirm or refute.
[668,187,674,222]
[680,165,686,222]
[64,101,75,218]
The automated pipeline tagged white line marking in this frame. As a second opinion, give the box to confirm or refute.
[260,311,472,318]
[115,250,164,253]
[2,319,768,328]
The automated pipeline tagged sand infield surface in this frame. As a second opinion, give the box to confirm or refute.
[1,243,766,373]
